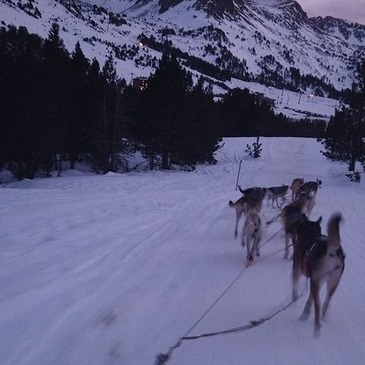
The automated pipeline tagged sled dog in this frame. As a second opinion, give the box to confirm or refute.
[229,193,264,238]
[229,187,266,238]
[238,186,267,200]
[290,178,304,201]
[241,211,262,267]
[295,179,322,200]
[270,192,314,259]
[292,212,345,336]
[266,185,289,209]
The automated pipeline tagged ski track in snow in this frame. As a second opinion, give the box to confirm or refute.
[1,137,365,365]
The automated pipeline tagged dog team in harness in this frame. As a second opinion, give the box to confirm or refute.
[229,177,345,336]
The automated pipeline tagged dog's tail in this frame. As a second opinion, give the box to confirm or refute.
[327,212,342,247]
[237,185,245,194]
[229,200,237,208]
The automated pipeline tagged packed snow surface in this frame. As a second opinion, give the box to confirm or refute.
[1,137,365,365]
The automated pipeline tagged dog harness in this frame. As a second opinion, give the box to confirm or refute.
[302,235,327,275]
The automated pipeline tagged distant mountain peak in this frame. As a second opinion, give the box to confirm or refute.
[312,15,365,45]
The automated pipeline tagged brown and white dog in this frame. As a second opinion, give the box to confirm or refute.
[292,212,345,336]
[290,178,304,201]
[241,211,262,267]
[229,186,266,238]
[295,178,322,200]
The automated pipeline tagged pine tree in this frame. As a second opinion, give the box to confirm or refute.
[0,26,44,179]
[41,22,70,176]
[84,58,104,171]
[245,137,262,158]
[182,77,222,165]
[87,55,125,173]
[67,42,90,169]
[135,46,193,169]
[320,107,365,172]
[318,58,365,181]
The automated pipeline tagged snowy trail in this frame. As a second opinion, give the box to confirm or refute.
[1,137,365,365]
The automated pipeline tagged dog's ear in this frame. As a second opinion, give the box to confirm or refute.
[317,216,322,224]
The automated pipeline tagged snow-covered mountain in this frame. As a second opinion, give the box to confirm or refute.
[1,0,365,96]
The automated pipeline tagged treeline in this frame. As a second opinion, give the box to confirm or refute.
[0,23,138,179]
[0,24,325,180]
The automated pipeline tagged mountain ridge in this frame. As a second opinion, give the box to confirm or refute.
[1,0,365,96]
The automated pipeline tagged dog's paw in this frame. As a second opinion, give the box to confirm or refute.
[245,256,254,267]
[299,311,310,321]
[313,322,321,338]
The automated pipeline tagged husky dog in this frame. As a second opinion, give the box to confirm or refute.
[241,211,262,267]
[277,192,314,259]
[229,193,264,238]
[304,192,316,217]
[266,185,289,209]
[295,179,322,200]
[293,213,345,336]
[238,186,267,200]
[229,186,266,238]
[292,215,322,301]
[290,178,304,201]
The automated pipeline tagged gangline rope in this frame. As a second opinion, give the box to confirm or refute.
[154,242,298,365]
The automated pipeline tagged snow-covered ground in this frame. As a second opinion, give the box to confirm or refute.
[229,80,340,120]
[1,137,364,365]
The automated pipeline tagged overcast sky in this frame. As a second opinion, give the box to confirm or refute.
[296,0,365,25]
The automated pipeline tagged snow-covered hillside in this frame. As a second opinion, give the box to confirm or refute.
[1,137,365,365]
[1,0,364,95]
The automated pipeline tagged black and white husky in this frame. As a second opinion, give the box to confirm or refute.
[292,212,345,336]
[241,211,262,267]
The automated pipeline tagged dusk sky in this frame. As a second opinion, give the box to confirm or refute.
[296,0,365,25]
